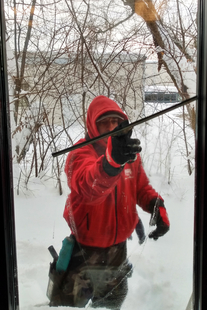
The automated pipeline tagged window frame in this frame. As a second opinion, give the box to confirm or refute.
[1,0,207,309]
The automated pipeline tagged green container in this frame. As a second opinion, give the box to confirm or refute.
[56,235,75,272]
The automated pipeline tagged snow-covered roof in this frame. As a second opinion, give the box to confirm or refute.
[25,51,146,65]
[145,85,178,93]
[145,59,158,64]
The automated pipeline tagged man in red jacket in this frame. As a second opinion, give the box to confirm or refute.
[61,95,170,309]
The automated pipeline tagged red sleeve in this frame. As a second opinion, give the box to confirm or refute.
[65,144,121,204]
[136,156,164,213]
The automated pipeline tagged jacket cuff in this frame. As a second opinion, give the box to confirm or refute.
[105,137,122,168]
[102,156,124,176]
[148,197,165,213]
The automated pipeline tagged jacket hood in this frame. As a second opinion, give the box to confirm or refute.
[86,96,128,144]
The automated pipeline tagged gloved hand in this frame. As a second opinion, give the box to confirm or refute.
[105,120,142,167]
[149,205,170,240]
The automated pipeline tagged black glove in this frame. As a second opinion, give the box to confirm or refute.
[149,204,170,240]
[105,120,142,166]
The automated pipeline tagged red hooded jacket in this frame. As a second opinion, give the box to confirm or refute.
[64,96,163,248]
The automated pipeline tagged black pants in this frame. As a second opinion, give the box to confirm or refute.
[59,240,131,309]
[135,218,146,244]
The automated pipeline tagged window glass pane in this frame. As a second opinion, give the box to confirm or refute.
[164,93,171,102]
[5,0,197,309]
[145,93,152,102]
[171,93,177,102]
[157,92,164,102]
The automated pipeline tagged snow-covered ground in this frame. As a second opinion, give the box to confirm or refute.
[14,108,194,310]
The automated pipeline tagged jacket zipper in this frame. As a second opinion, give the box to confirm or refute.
[86,213,89,230]
[113,186,118,244]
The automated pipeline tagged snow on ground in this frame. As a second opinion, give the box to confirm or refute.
[14,108,194,310]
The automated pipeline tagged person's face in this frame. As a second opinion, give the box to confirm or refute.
[96,117,119,145]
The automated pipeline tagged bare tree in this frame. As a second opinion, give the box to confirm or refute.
[4,0,198,193]
[5,0,148,193]
[123,0,197,133]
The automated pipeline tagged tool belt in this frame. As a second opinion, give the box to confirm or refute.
[46,238,132,307]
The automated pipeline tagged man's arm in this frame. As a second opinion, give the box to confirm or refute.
[135,160,170,239]
[65,144,121,204]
